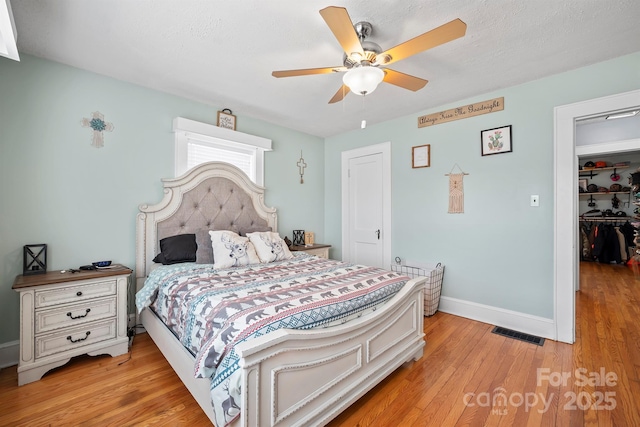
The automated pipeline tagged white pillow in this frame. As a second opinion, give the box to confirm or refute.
[247,231,294,263]
[209,230,261,269]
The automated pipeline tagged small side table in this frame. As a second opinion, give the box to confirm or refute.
[289,244,331,259]
[12,265,131,385]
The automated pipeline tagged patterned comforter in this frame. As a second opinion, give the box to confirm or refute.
[136,253,409,427]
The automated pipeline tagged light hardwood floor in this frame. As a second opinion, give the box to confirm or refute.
[1,262,638,426]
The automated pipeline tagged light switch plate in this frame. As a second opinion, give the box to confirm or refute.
[531,195,540,207]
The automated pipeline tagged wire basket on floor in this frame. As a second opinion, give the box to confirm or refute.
[392,262,445,316]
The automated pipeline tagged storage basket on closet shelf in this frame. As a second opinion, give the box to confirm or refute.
[392,262,445,316]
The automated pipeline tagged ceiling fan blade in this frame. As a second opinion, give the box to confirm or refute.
[272,66,346,78]
[377,18,467,66]
[383,69,428,91]
[319,6,365,59]
[329,84,350,104]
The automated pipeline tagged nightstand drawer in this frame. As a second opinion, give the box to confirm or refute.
[303,247,329,258]
[35,279,117,308]
[35,319,117,359]
[289,244,331,259]
[35,297,117,334]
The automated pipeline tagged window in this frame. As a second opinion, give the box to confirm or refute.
[183,135,256,181]
[173,117,272,185]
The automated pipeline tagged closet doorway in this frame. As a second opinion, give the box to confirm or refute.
[576,111,640,290]
[577,150,640,290]
[554,89,640,344]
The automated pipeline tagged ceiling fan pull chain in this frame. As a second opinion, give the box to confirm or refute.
[361,93,367,129]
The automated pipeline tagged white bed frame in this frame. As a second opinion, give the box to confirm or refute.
[136,162,426,426]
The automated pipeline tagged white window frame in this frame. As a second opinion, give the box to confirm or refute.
[173,117,272,185]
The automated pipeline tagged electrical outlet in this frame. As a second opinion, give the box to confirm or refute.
[531,195,540,207]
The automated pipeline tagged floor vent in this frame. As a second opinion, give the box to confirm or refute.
[491,326,545,346]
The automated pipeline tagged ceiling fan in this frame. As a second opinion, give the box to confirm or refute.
[272,6,467,104]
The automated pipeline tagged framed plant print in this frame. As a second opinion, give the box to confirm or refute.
[412,144,431,168]
[217,109,236,130]
[481,125,512,156]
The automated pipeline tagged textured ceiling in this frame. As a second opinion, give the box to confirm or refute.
[10,0,640,138]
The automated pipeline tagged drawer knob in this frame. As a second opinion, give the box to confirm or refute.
[66,308,91,319]
[67,331,91,343]
[76,291,83,297]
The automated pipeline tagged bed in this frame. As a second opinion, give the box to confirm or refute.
[135,161,426,426]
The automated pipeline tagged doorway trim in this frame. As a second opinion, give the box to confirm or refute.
[554,89,640,344]
[341,141,392,267]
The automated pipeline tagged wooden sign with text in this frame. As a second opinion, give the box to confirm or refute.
[418,97,504,128]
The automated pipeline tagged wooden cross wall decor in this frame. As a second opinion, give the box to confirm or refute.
[297,151,307,184]
[82,111,114,148]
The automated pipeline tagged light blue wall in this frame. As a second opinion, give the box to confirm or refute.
[0,55,323,343]
[324,52,640,319]
[1,52,638,345]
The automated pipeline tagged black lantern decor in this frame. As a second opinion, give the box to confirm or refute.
[292,230,305,246]
[23,244,47,275]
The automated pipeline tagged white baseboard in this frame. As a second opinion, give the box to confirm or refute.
[0,340,19,369]
[438,296,556,341]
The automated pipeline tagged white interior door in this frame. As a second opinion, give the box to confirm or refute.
[349,153,383,266]
[341,142,391,269]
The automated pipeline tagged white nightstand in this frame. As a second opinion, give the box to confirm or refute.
[12,266,131,385]
[289,244,331,259]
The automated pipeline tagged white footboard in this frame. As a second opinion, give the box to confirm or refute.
[141,277,425,427]
[235,277,425,427]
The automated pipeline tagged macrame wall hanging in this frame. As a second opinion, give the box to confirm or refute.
[445,164,469,214]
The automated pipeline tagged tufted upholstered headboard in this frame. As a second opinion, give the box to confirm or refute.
[135,162,277,292]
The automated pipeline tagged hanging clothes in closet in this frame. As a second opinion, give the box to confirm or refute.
[580,220,634,264]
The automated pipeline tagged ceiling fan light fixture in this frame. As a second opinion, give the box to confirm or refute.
[342,66,385,95]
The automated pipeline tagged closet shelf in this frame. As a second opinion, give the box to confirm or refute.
[579,191,631,197]
[579,166,628,178]
[579,217,630,222]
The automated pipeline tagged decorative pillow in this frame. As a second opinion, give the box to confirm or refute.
[246,231,294,263]
[209,230,260,269]
[195,229,214,264]
[153,234,197,265]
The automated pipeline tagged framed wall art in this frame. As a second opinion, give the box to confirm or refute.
[217,109,236,130]
[412,144,431,168]
[481,125,512,156]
